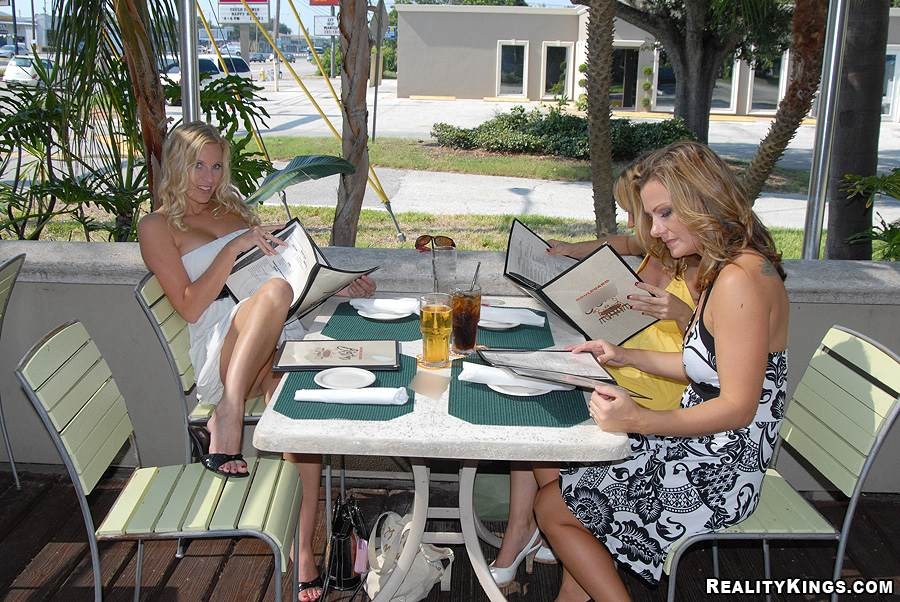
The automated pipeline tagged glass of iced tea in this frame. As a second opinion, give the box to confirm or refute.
[451,285,481,355]
[419,293,452,368]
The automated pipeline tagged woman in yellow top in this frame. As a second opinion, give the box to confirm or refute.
[489,162,699,586]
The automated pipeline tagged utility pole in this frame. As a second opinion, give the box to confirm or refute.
[11,0,19,51]
[329,5,335,78]
[30,0,35,51]
[272,0,281,91]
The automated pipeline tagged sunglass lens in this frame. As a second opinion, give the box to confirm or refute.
[434,235,455,248]
[414,234,432,250]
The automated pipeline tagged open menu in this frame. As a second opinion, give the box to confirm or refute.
[504,219,657,344]
[273,339,400,372]
[225,218,378,320]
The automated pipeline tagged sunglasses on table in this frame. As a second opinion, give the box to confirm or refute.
[414,234,456,252]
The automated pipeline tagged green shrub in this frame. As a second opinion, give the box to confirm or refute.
[431,106,695,160]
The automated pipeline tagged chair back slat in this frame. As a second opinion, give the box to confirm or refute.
[781,326,900,497]
[0,255,25,324]
[137,274,196,396]
[17,322,134,494]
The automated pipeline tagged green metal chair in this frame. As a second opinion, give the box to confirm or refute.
[0,253,26,489]
[664,325,900,602]
[16,321,302,601]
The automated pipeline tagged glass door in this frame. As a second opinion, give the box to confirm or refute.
[543,45,570,98]
[883,48,898,121]
[498,42,528,96]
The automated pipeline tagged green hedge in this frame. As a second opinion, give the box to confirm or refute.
[431,106,695,160]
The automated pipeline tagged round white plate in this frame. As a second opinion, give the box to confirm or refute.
[357,309,414,321]
[314,367,376,389]
[478,319,518,331]
[488,383,557,397]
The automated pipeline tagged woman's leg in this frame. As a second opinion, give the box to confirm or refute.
[209,278,293,475]
[493,464,539,567]
[533,473,630,602]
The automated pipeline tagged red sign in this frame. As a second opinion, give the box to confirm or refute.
[310,0,340,5]
[219,0,268,3]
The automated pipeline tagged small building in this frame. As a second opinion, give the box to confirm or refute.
[396,5,900,123]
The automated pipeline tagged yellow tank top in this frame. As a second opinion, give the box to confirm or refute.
[606,256,695,411]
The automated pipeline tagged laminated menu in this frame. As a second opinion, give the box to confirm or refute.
[503,219,657,344]
[225,218,378,320]
[273,339,400,372]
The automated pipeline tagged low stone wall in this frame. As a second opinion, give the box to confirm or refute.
[1,241,899,491]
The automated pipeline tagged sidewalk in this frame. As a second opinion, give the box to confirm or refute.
[266,166,900,230]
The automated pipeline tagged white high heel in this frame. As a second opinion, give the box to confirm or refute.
[534,543,557,564]
[489,528,541,586]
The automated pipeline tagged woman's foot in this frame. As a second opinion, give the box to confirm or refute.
[494,519,539,568]
[295,545,322,602]
[206,401,247,476]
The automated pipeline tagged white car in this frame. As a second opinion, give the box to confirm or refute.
[160,54,252,85]
[3,56,53,86]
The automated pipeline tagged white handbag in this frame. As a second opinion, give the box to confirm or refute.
[364,511,454,602]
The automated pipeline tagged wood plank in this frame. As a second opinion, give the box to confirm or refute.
[158,536,234,601]
[154,463,204,533]
[95,467,158,537]
[66,392,129,475]
[158,309,186,343]
[261,461,301,568]
[125,465,184,535]
[210,457,259,531]
[785,402,865,477]
[21,322,90,389]
[182,467,227,532]
[792,380,877,453]
[78,412,133,494]
[808,353,897,417]
[780,420,857,496]
[0,474,58,543]
[43,358,112,434]
[33,339,102,415]
[103,539,179,602]
[238,457,281,531]
[59,379,122,464]
[821,328,900,393]
[138,275,164,305]
[207,537,274,602]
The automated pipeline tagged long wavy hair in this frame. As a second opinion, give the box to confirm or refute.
[157,122,259,231]
[635,141,785,290]
[614,156,687,279]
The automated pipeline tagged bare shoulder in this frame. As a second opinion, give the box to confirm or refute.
[137,211,169,239]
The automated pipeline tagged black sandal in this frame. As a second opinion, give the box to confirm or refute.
[298,575,323,601]
[200,453,250,478]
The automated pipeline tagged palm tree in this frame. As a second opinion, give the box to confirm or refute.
[741,0,827,203]
[574,0,617,235]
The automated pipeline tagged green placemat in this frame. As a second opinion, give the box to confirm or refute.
[448,358,589,427]
[477,309,554,349]
[321,302,421,342]
[273,354,416,421]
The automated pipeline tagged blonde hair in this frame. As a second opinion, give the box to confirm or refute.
[635,141,785,290]
[614,157,686,278]
[157,122,260,231]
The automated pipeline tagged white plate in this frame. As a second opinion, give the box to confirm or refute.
[314,367,376,389]
[478,319,519,331]
[357,309,414,321]
[488,383,558,397]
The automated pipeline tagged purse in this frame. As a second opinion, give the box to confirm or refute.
[364,511,454,602]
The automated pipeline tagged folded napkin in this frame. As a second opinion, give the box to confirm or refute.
[294,387,409,405]
[350,298,420,315]
[458,363,570,391]
[479,306,545,327]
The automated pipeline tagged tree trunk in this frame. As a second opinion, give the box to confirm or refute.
[331,0,370,247]
[825,0,889,259]
[114,0,167,209]
[742,0,827,203]
[579,0,616,235]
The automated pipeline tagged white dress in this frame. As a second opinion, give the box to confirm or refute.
[180,229,305,405]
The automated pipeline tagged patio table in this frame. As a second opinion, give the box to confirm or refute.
[253,294,631,601]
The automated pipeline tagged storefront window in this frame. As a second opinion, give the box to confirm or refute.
[883,53,897,117]
[751,55,784,112]
[544,46,569,97]
[655,49,675,109]
[711,55,737,110]
[499,43,526,96]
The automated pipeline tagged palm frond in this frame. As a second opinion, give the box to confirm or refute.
[243,156,356,205]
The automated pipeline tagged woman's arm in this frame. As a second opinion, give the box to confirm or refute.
[569,340,687,381]
[546,234,640,259]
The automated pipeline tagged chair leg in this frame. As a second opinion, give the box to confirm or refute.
[325,458,333,540]
[712,540,720,578]
[273,548,283,602]
[831,539,848,602]
[133,540,144,602]
[763,539,771,602]
[175,538,187,559]
[292,521,300,602]
[667,556,680,602]
[0,394,21,490]
[90,535,102,602]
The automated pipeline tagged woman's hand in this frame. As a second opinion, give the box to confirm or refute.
[589,384,645,433]
[337,275,376,298]
[627,282,694,330]
[226,225,286,257]
[546,239,577,256]
[567,339,630,367]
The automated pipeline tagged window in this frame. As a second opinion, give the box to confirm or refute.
[711,54,738,112]
[610,48,639,109]
[497,41,528,97]
[654,49,676,110]
[883,49,898,120]
[542,43,572,99]
[749,52,787,113]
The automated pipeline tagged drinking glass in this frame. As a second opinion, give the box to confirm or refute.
[451,285,481,355]
[431,245,457,293]
[419,293,452,368]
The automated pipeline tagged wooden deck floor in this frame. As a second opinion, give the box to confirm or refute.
[1,469,898,601]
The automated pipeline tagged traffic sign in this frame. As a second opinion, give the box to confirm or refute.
[314,15,340,37]
[385,26,397,41]
[310,0,340,6]
[218,0,269,24]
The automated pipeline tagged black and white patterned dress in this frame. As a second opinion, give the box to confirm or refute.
[559,280,788,583]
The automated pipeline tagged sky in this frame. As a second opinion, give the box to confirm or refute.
[2,0,577,37]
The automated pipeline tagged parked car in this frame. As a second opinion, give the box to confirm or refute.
[3,56,53,86]
[249,52,267,63]
[159,54,253,104]
[268,52,296,63]
[0,43,28,59]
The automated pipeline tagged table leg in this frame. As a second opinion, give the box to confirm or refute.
[459,460,508,602]
[372,458,431,602]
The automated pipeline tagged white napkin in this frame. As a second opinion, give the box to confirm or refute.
[350,298,419,315]
[458,363,570,391]
[479,306,545,327]
[294,387,409,405]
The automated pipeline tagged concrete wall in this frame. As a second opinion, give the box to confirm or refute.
[397,5,582,100]
[1,242,899,493]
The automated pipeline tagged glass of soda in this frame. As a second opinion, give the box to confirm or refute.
[451,284,481,355]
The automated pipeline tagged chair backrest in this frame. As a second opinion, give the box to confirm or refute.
[0,254,26,334]
[780,325,900,497]
[16,321,134,495]
[135,272,196,402]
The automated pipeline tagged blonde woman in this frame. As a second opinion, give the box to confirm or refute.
[491,163,700,585]
[138,122,374,602]
[534,141,789,601]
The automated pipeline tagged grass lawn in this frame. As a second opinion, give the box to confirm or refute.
[254,136,811,195]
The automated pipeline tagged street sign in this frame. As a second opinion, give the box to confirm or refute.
[0,1,10,7]
[314,15,340,37]
[310,0,340,5]
[385,26,397,41]
[218,0,269,24]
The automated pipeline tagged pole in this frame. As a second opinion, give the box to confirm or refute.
[177,0,201,122]
[329,5,336,79]
[371,0,385,140]
[30,0,35,51]
[801,0,849,259]
[273,0,281,91]
[11,0,18,51]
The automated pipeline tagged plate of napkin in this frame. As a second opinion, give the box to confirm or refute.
[350,298,419,321]
[478,306,545,330]
[458,363,573,397]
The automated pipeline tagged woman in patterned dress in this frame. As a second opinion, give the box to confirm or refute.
[533,141,789,601]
